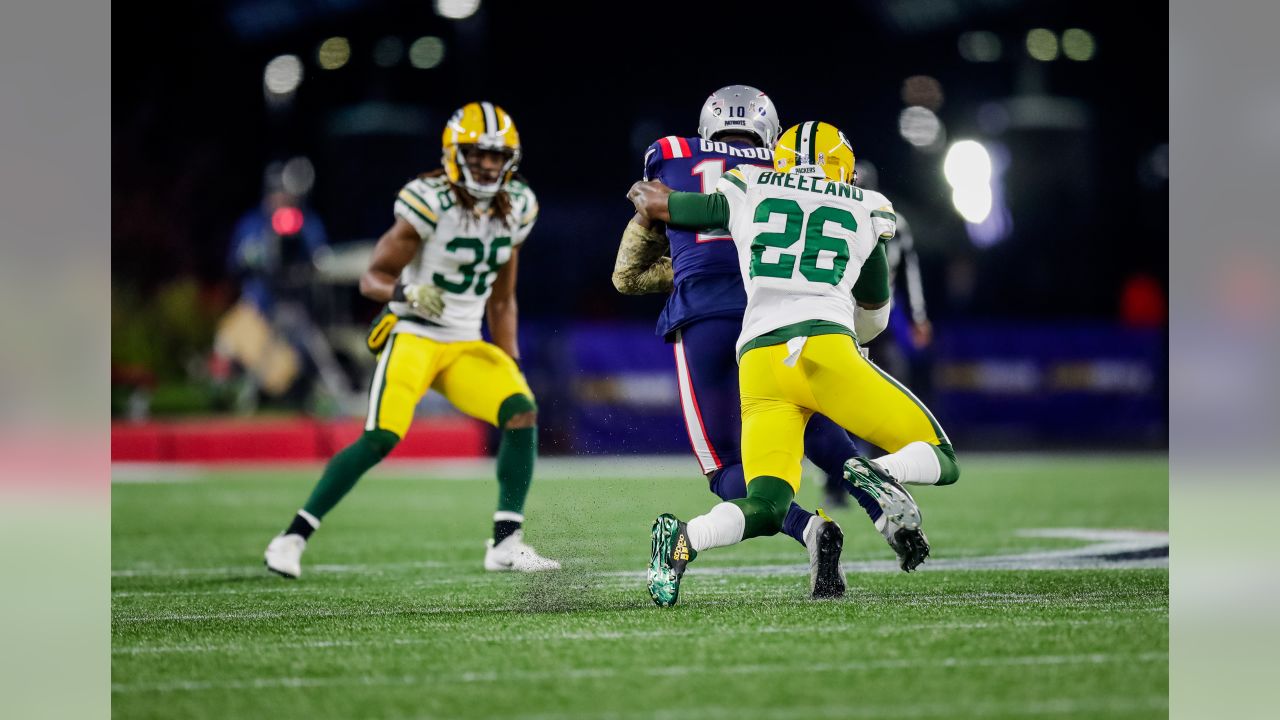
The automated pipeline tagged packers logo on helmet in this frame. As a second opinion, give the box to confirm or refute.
[773,121,856,184]
[442,101,522,199]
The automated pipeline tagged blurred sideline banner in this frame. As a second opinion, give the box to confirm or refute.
[111,417,486,462]
[546,322,1166,454]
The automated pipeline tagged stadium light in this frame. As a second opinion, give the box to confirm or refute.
[898,106,943,148]
[901,75,944,111]
[1062,28,1096,61]
[944,140,994,223]
[1026,28,1059,61]
[282,156,316,196]
[317,37,350,70]
[409,37,446,69]
[373,37,405,68]
[958,31,1001,62]
[435,0,481,20]
[263,54,303,102]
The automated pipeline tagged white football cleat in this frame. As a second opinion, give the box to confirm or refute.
[484,529,561,572]
[264,533,307,579]
[803,512,847,599]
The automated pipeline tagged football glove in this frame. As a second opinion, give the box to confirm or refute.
[402,283,445,318]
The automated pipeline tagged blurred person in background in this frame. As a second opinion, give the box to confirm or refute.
[264,102,560,578]
[613,87,927,585]
[211,162,330,407]
[823,159,936,507]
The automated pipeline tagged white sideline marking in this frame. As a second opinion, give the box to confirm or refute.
[111,451,1165,483]
[111,651,1166,693]
[111,617,1125,656]
[110,526,1167,582]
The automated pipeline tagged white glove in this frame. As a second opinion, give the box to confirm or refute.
[403,283,445,318]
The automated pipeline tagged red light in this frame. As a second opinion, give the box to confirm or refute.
[1120,274,1166,327]
[271,207,304,235]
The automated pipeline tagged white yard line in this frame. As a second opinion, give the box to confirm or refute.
[111,651,1167,694]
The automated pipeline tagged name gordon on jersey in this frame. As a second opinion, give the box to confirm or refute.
[698,138,773,160]
[753,170,865,200]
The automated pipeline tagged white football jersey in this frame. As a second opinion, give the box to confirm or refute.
[389,174,538,342]
[715,164,897,355]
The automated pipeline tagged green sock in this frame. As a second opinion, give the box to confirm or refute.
[730,476,796,539]
[495,394,538,515]
[934,443,961,486]
[302,429,399,518]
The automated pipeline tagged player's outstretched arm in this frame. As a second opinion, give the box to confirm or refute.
[612,213,673,295]
[360,218,424,303]
[627,180,674,222]
[486,247,522,362]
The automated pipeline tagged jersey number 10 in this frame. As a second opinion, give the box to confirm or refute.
[749,198,857,285]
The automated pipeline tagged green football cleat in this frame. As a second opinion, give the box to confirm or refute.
[648,513,697,607]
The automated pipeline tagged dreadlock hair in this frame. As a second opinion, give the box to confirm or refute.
[418,169,521,229]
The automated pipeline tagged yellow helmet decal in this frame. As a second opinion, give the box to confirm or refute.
[441,101,522,194]
[773,121,855,183]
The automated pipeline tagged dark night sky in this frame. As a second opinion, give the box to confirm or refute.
[113,0,1168,324]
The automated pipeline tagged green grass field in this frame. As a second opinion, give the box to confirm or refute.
[112,454,1168,719]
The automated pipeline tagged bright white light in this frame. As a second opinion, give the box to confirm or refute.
[952,185,993,224]
[898,106,942,147]
[317,37,350,70]
[264,54,303,95]
[1062,28,1096,61]
[282,156,316,196]
[409,36,446,69]
[944,140,993,187]
[435,0,481,20]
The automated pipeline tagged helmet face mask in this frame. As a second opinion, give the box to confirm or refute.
[698,85,781,148]
[773,121,856,184]
[442,101,522,199]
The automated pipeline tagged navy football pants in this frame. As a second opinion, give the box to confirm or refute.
[672,317,883,545]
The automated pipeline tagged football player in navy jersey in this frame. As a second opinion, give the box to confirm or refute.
[613,87,930,592]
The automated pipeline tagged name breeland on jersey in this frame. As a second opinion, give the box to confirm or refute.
[755,170,864,200]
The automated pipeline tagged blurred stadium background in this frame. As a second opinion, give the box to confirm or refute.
[111,0,1167,462]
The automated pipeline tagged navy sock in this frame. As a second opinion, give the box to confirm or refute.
[804,417,883,523]
[710,464,811,545]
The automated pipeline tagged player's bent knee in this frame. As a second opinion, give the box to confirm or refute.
[742,475,795,537]
[498,393,538,429]
[934,443,960,486]
[363,429,400,460]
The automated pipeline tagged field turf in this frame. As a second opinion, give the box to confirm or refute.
[112,454,1168,719]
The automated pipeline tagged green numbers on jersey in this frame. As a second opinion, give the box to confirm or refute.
[432,236,512,295]
[749,199,858,285]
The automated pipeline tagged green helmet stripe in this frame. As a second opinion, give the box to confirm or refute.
[807,121,820,165]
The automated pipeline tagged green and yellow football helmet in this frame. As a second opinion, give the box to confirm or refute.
[441,101,522,198]
[773,121,856,183]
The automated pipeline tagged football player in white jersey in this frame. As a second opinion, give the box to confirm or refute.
[630,121,961,606]
[264,101,559,578]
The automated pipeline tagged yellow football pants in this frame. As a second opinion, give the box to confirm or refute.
[740,333,948,492]
[365,333,533,437]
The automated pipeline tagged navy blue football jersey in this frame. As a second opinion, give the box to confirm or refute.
[643,135,773,339]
